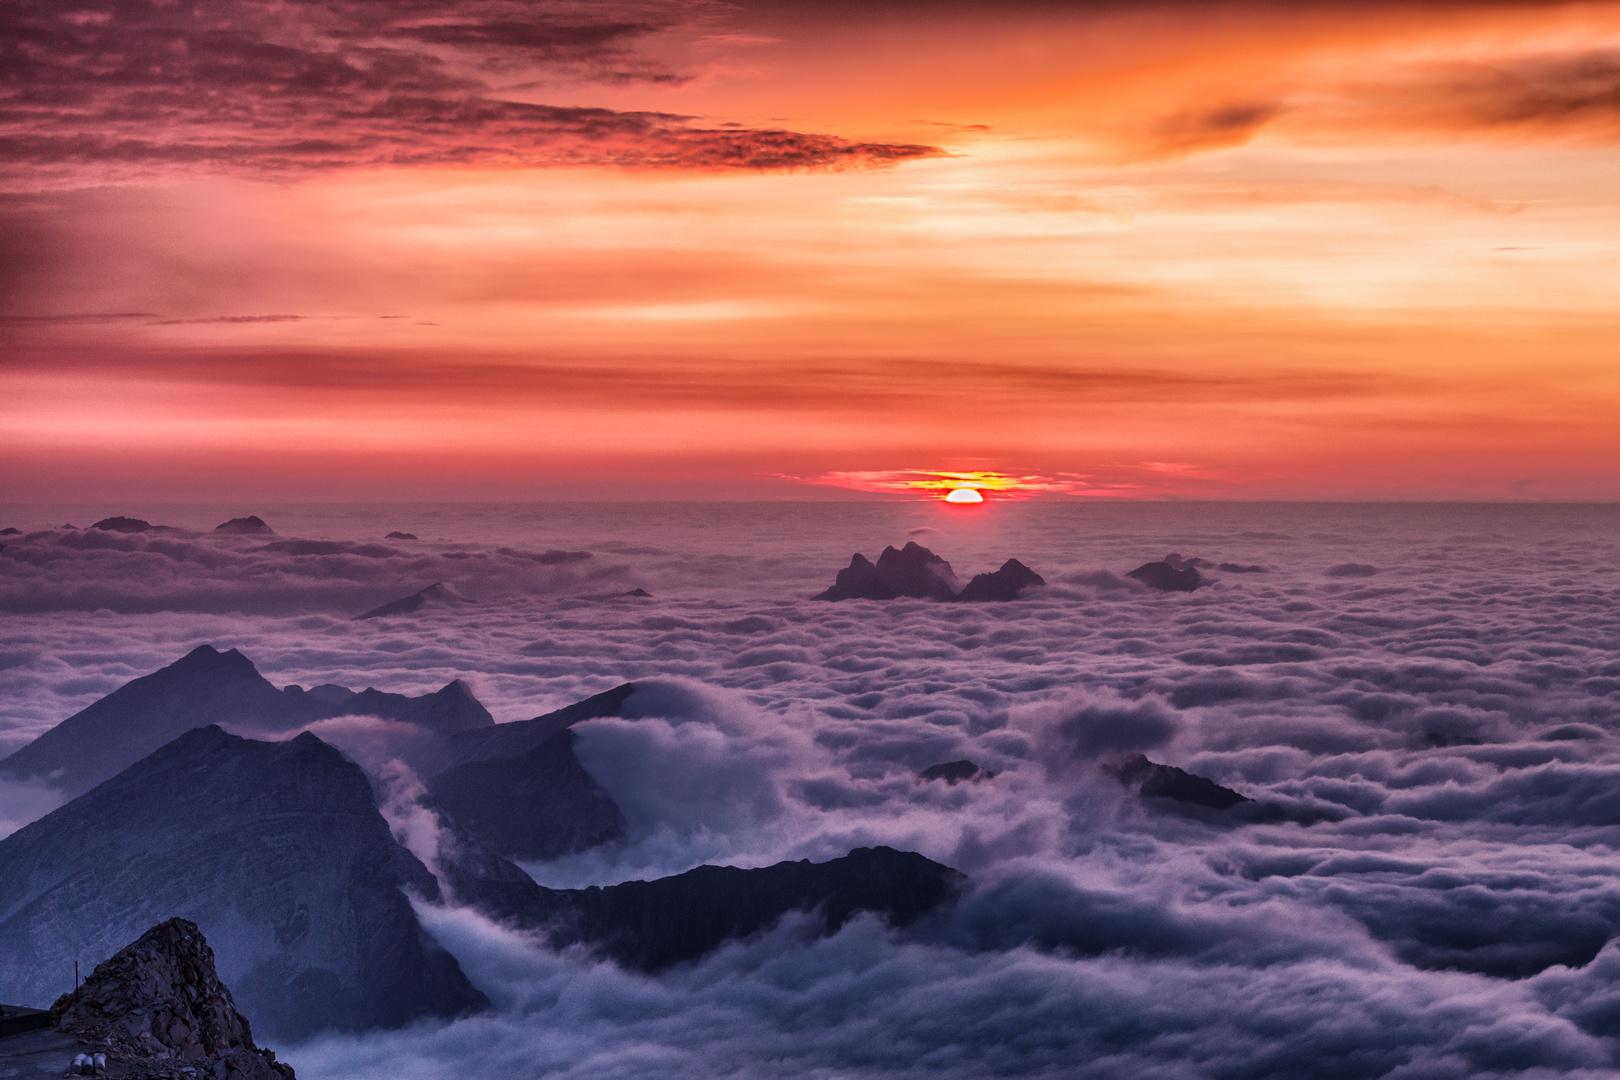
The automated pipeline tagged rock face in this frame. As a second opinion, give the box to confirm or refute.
[0,645,494,799]
[354,582,458,620]
[52,918,293,1079]
[918,760,996,784]
[510,847,963,972]
[426,684,636,861]
[0,727,487,1039]
[955,559,1045,602]
[1126,561,1202,592]
[213,516,274,535]
[1116,755,1251,809]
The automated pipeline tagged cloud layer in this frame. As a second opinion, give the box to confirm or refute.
[3,501,1620,1076]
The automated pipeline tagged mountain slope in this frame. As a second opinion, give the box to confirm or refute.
[0,726,486,1039]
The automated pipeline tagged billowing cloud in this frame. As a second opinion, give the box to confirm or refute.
[6,486,1620,1072]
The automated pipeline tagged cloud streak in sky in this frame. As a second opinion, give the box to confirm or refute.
[0,0,938,188]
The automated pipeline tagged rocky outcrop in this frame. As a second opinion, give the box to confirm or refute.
[1126,561,1202,592]
[815,542,961,601]
[0,727,487,1039]
[509,847,963,972]
[0,645,494,798]
[353,583,459,620]
[51,918,293,1079]
[213,516,274,535]
[384,531,418,540]
[918,760,996,784]
[1116,755,1250,809]
[955,559,1045,602]
[816,545,1045,603]
[90,517,162,533]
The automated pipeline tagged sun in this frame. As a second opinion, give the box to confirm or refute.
[944,488,984,504]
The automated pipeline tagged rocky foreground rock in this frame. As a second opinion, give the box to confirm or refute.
[52,918,293,1080]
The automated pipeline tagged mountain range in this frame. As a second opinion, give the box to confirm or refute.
[0,649,963,1040]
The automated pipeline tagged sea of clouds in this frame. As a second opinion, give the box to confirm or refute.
[2,501,1619,1078]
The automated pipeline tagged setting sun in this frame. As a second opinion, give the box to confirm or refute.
[944,488,984,504]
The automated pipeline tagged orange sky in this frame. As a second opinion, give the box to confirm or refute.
[3,0,1619,500]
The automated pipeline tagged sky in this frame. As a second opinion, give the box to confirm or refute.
[4,0,1620,501]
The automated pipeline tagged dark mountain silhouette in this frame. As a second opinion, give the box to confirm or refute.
[955,559,1045,602]
[918,760,996,784]
[815,543,1047,602]
[1116,755,1251,809]
[52,918,294,1079]
[0,527,20,535]
[353,583,458,620]
[815,542,961,601]
[339,680,492,736]
[509,847,962,972]
[91,516,163,533]
[428,730,626,862]
[426,684,637,861]
[384,531,418,540]
[437,684,636,771]
[1126,561,1202,592]
[214,516,275,535]
[0,645,493,798]
[0,727,486,1039]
